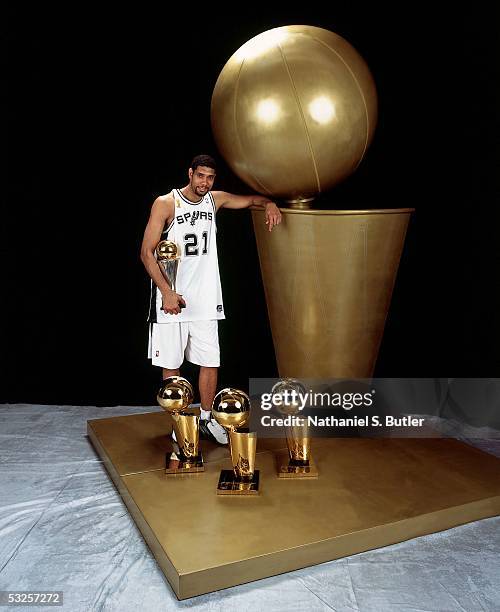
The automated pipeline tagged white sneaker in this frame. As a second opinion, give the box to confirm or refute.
[199,407,212,420]
[199,418,228,445]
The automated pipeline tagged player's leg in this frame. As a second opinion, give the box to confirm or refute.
[185,320,227,444]
[149,322,188,443]
[199,366,217,417]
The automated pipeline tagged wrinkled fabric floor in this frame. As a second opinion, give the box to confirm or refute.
[0,404,499,612]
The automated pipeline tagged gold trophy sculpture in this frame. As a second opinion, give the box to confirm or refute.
[157,376,204,474]
[156,240,185,309]
[211,388,259,495]
[272,379,318,478]
[211,26,413,379]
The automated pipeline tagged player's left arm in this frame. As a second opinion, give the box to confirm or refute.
[212,191,282,232]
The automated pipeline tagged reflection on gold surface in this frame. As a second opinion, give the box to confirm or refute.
[171,413,200,460]
[229,430,257,480]
[256,99,281,124]
[157,376,194,413]
[156,240,180,261]
[157,377,203,474]
[211,388,251,430]
[212,25,378,204]
[271,378,317,478]
[308,96,336,124]
[286,423,311,462]
[252,208,413,378]
[155,240,182,294]
[212,388,260,495]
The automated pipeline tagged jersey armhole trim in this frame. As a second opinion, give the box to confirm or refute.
[209,192,216,215]
[162,217,175,237]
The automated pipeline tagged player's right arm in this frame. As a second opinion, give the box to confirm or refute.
[140,194,185,315]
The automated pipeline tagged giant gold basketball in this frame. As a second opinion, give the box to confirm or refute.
[211,25,378,205]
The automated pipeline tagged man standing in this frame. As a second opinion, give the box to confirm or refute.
[140,154,281,444]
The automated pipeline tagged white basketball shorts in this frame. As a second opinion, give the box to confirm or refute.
[148,320,220,369]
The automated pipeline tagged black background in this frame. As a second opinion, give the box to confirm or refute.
[3,5,499,406]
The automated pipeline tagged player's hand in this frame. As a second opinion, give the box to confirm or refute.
[265,202,282,232]
[161,291,186,315]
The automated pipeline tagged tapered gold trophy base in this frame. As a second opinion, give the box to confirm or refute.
[164,410,204,475]
[252,207,413,378]
[216,469,260,495]
[276,450,318,479]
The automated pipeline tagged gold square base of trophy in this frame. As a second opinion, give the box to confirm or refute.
[276,450,318,478]
[165,452,204,475]
[216,469,260,495]
[87,412,500,600]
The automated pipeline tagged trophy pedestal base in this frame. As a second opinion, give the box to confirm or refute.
[87,412,500,600]
[276,450,318,478]
[165,452,204,475]
[216,469,260,495]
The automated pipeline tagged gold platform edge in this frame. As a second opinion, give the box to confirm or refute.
[87,422,181,595]
[88,416,500,600]
[178,494,500,599]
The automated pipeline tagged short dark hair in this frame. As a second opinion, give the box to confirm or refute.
[190,154,217,172]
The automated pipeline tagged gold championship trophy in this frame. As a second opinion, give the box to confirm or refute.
[157,376,204,474]
[156,239,185,309]
[211,388,259,495]
[272,379,318,478]
[211,26,413,379]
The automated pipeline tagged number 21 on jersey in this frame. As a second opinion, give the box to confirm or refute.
[184,232,208,256]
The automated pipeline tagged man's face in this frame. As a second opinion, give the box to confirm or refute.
[189,165,216,197]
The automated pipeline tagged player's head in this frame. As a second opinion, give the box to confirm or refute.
[188,154,216,197]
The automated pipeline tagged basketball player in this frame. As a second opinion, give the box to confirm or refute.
[141,155,281,444]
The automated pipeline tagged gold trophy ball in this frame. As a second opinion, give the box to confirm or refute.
[211,25,378,205]
[157,376,194,413]
[156,240,179,261]
[212,388,251,430]
[271,378,307,416]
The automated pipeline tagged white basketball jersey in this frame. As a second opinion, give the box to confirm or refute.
[148,188,225,323]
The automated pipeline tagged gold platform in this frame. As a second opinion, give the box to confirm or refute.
[88,412,500,600]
